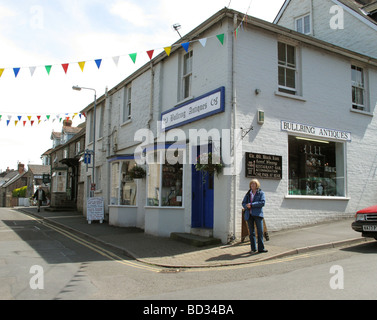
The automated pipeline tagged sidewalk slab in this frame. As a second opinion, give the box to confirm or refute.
[13,207,371,268]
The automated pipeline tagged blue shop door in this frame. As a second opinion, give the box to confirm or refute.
[191,165,214,229]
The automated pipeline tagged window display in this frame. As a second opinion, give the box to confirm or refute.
[288,136,345,197]
[110,160,138,206]
[147,150,184,207]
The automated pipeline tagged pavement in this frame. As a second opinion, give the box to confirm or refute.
[13,206,373,269]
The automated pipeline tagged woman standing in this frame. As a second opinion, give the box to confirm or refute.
[242,179,268,254]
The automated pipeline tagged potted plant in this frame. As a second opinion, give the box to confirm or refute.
[195,152,223,177]
[128,165,146,179]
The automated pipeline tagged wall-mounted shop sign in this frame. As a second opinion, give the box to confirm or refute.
[161,87,225,132]
[281,120,352,142]
[245,152,283,180]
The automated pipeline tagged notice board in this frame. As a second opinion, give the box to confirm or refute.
[87,197,104,224]
[245,152,282,180]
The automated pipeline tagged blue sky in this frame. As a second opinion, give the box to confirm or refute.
[0,0,285,171]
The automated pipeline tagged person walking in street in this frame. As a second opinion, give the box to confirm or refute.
[33,186,47,213]
[242,179,268,254]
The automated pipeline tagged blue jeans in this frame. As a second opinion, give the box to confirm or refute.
[247,216,265,252]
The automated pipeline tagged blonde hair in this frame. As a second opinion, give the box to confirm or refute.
[249,179,261,190]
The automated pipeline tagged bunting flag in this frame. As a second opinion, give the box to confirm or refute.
[95,59,102,69]
[129,53,137,64]
[45,65,52,75]
[164,47,172,56]
[78,61,86,72]
[0,32,228,80]
[181,42,190,53]
[147,50,154,60]
[62,63,69,74]
[13,68,20,78]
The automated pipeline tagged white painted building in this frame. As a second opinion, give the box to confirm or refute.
[81,8,377,244]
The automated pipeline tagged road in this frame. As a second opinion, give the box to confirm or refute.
[1,207,376,301]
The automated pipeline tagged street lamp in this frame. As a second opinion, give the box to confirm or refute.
[73,85,97,197]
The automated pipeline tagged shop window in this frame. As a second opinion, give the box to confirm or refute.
[147,150,184,207]
[278,42,297,95]
[121,161,137,205]
[110,161,138,206]
[288,136,345,197]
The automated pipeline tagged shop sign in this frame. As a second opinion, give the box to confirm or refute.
[161,87,225,132]
[281,120,351,142]
[87,197,104,224]
[245,153,283,180]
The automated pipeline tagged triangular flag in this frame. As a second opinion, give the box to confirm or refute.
[73,113,78,119]
[6,120,10,126]
[62,63,69,74]
[29,66,36,77]
[78,61,86,72]
[7,115,12,120]
[31,120,34,126]
[15,121,18,126]
[164,47,172,56]
[0,115,2,121]
[45,65,52,75]
[38,120,41,125]
[27,116,32,121]
[216,34,225,45]
[17,116,22,121]
[129,53,137,64]
[147,50,154,60]
[234,28,239,39]
[199,38,207,47]
[95,59,102,69]
[46,115,50,120]
[0,69,4,78]
[23,121,26,127]
[181,42,190,52]
[113,56,120,66]
[37,116,41,121]
[13,68,20,78]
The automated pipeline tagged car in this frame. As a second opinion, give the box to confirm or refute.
[352,205,377,240]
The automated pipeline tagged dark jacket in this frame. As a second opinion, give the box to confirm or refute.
[242,189,265,220]
[33,189,47,201]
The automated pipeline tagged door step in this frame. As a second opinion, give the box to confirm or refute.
[170,232,221,247]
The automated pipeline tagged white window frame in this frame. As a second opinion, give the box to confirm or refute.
[278,42,299,96]
[295,14,311,35]
[182,51,193,100]
[351,65,367,111]
[122,86,132,123]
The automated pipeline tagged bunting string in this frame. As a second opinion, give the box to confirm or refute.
[0,111,86,128]
[0,32,226,79]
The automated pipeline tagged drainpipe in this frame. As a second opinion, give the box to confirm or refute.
[148,62,155,130]
[231,13,238,242]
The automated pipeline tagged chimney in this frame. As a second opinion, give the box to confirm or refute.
[18,163,25,174]
[63,119,72,127]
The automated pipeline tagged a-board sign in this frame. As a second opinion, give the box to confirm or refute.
[245,152,283,180]
[87,197,104,224]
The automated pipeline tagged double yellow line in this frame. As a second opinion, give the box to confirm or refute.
[25,213,162,273]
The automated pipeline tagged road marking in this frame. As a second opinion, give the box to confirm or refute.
[21,213,162,273]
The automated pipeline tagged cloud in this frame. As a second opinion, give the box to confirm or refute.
[110,1,153,27]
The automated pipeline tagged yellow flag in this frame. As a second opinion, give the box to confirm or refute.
[15,121,18,126]
[164,47,172,56]
[78,61,86,72]
[0,69,4,78]
[27,116,32,121]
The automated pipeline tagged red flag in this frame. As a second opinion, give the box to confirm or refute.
[62,63,69,74]
[147,50,154,60]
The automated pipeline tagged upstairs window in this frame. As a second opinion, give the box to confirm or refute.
[296,14,311,35]
[123,86,132,122]
[183,51,193,99]
[351,65,365,111]
[278,42,297,95]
